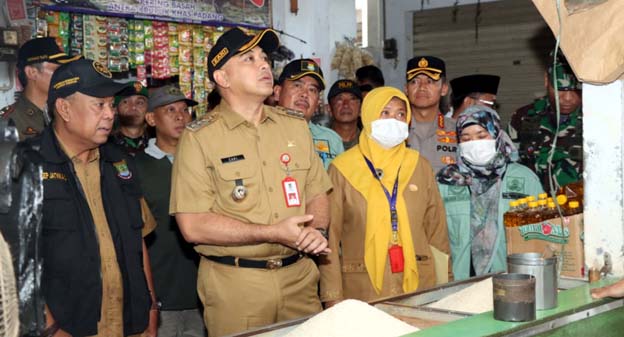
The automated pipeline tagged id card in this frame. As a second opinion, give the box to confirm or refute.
[282,176,301,207]
[388,244,404,273]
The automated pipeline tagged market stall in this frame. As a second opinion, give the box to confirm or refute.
[7,0,272,117]
[230,276,624,337]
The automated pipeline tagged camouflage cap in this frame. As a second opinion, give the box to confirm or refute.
[547,50,581,91]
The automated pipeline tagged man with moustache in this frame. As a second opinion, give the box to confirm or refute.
[18,59,158,337]
[328,79,363,151]
[405,56,457,174]
[275,59,344,169]
[111,81,150,155]
[508,50,583,191]
[170,28,331,337]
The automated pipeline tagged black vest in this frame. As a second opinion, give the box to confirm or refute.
[22,128,149,336]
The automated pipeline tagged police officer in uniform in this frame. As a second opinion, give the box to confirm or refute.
[170,28,331,337]
[405,56,457,174]
[274,58,344,169]
[17,59,158,337]
[1,37,80,140]
[508,51,582,192]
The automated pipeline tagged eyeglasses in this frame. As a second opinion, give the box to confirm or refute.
[469,96,499,110]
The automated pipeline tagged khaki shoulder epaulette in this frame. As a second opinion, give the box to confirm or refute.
[0,103,16,119]
[186,112,219,131]
[274,106,305,120]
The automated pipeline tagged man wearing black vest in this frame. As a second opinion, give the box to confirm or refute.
[18,59,158,337]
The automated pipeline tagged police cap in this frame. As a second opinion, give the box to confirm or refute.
[406,56,446,81]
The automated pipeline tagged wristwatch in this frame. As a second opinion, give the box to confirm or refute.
[151,298,162,311]
[316,228,329,240]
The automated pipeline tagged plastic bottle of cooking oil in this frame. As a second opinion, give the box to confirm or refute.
[504,200,521,227]
[520,201,540,226]
[542,201,557,220]
[566,201,582,216]
[517,197,528,211]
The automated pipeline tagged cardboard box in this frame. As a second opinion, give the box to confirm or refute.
[505,213,584,278]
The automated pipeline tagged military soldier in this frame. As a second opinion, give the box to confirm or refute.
[508,51,582,192]
[170,28,331,337]
[111,81,150,155]
[405,56,457,174]
[0,37,79,140]
[274,59,344,169]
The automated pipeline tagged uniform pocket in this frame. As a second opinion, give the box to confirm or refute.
[214,161,259,212]
[42,182,80,276]
[43,181,77,232]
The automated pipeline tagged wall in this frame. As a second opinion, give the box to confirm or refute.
[583,81,624,277]
[368,0,501,88]
[272,0,357,95]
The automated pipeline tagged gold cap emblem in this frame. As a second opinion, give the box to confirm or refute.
[133,82,143,92]
[93,61,112,78]
[338,80,353,89]
[418,57,428,68]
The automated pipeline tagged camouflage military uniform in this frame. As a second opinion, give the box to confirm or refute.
[0,95,50,140]
[110,130,150,156]
[508,97,582,192]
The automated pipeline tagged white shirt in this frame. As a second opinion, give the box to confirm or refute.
[144,138,174,163]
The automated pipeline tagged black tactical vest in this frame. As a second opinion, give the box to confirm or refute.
[21,127,150,336]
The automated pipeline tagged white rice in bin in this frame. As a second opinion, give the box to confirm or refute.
[426,277,493,314]
[284,299,419,337]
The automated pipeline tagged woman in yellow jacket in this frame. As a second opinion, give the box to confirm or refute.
[319,87,452,307]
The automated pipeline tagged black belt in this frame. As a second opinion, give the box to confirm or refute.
[203,253,303,269]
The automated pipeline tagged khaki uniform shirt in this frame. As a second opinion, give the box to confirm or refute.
[319,158,452,303]
[57,136,155,337]
[0,95,49,140]
[170,102,332,259]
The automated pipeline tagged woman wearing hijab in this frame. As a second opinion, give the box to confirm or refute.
[437,105,543,281]
[319,87,451,307]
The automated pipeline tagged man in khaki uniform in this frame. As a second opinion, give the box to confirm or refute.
[0,37,79,140]
[170,28,332,337]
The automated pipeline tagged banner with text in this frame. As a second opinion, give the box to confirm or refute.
[38,0,271,28]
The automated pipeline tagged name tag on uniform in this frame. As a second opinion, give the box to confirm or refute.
[282,176,301,207]
[221,154,245,164]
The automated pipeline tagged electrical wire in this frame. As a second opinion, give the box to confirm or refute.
[548,0,568,278]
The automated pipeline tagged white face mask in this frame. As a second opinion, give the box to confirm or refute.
[370,118,409,149]
[459,139,497,165]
